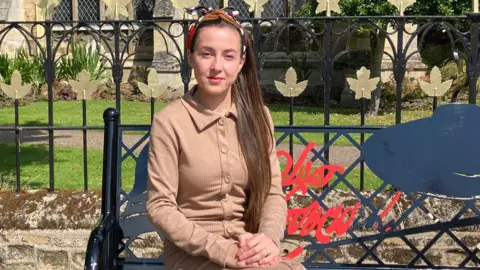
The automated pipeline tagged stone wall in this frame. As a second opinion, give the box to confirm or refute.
[0,190,100,270]
[1,228,479,269]
[0,1,10,21]
[0,229,89,270]
[1,189,479,269]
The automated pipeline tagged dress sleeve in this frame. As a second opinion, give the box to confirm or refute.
[257,106,288,247]
[146,114,237,267]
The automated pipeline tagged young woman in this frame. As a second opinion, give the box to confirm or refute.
[146,7,304,270]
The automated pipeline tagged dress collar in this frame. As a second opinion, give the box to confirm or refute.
[180,86,238,131]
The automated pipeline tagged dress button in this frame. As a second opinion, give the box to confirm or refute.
[218,117,225,126]
[221,145,229,154]
[226,226,234,235]
[222,194,228,202]
[224,175,231,183]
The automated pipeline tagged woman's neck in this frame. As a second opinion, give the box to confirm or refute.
[192,86,233,114]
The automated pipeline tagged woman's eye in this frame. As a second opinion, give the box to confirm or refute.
[225,55,235,59]
[201,52,211,57]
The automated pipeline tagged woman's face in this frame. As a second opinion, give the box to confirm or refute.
[188,25,245,97]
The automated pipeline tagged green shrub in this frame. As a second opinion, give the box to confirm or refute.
[294,0,315,17]
[438,59,480,101]
[0,54,9,82]
[290,53,312,82]
[56,39,108,81]
[11,49,45,90]
[419,43,453,69]
[0,48,45,92]
[381,74,426,103]
[440,59,466,82]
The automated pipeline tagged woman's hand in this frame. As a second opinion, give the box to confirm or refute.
[236,233,280,266]
[225,243,262,268]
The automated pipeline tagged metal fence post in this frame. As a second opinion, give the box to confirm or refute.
[467,13,480,104]
[45,20,55,192]
[181,20,191,94]
[113,21,122,124]
[100,107,119,269]
[323,19,333,178]
[395,18,406,124]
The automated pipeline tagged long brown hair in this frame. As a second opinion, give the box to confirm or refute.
[189,11,273,233]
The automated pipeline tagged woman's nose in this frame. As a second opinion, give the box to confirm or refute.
[210,57,222,71]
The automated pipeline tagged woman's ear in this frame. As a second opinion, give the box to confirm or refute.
[187,50,194,67]
[238,55,246,73]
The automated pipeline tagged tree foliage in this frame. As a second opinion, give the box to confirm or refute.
[296,0,472,17]
[294,0,475,111]
[339,0,395,16]
[404,0,471,16]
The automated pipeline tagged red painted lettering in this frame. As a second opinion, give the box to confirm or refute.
[326,202,362,236]
[286,201,362,244]
[284,246,304,259]
[279,142,402,259]
[379,191,401,220]
[278,142,345,200]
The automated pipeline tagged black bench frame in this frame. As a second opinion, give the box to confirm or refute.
[84,108,480,270]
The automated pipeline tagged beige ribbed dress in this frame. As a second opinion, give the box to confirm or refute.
[146,88,304,270]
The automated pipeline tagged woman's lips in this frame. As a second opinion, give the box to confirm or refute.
[208,77,224,83]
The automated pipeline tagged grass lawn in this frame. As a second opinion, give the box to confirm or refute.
[267,103,432,145]
[0,100,168,127]
[0,100,444,191]
[0,143,136,190]
[0,100,434,146]
[0,142,384,191]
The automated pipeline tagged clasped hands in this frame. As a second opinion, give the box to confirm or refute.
[226,232,282,268]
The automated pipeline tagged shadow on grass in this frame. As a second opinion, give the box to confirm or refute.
[0,143,51,190]
[20,120,49,127]
[0,121,79,190]
[266,103,360,116]
[0,121,74,145]
[1,120,49,127]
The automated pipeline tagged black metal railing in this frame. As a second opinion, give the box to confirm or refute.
[88,106,480,269]
[0,15,478,193]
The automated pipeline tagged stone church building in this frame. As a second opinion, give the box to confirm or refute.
[0,0,423,102]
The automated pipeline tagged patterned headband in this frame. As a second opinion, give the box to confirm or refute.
[184,6,248,55]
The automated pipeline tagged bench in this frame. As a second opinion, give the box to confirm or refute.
[84,106,480,270]
[82,108,361,270]
[84,108,163,270]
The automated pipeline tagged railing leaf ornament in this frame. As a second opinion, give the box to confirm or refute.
[316,0,341,17]
[0,71,32,100]
[244,0,269,17]
[69,70,102,100]
[419,66,452,97]
[388,0,417,16]
[103,0,132,20]
[137,69,167,98]
[274,67,308,97]
[346,66,380,100]
[35,0,61,20]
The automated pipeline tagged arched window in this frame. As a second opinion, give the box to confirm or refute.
[52,0,153,21]
[193,0,290,18]
[53,0,100,21]
[51,0,303,21]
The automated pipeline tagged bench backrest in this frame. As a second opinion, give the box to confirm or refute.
[101,105,480,269]
[115,132,166,266]
[118,142,162,240]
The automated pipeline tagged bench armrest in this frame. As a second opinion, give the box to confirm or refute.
[84,214,115,270]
